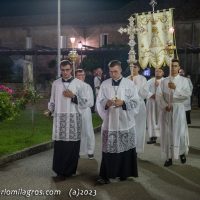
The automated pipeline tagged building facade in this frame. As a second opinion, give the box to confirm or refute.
[0,0,200,84]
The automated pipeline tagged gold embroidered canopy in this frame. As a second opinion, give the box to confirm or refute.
[136,9,176,69]
[119,0,178,70]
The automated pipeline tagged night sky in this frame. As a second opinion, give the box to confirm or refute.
[0,0,133,17]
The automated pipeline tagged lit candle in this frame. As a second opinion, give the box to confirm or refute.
[167,27,175,107]
[168,27,174,79]
[169,27,175,34]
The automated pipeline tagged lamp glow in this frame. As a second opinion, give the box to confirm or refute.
[169,27,174,34]
[70,37,75,44]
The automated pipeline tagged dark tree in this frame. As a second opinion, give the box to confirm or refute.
[0,56,14,82]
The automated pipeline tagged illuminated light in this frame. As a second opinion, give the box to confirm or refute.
[70,37,75,44]
[169,27,175,34]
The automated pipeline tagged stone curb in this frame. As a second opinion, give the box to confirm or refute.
[189,146,200,154]
[0,125,101,167]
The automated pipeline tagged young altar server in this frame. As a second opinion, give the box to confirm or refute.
[158,59,191,167]
[96,60,139,184]
[75,69,95,159]
[48,60,88,181]
[128,63,148,153]
[146,68,164,144]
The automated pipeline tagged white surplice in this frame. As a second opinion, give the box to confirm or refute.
[158,75,192,160]
[128,75,148,153]
[48,78,88,141]
[79,82,95,155]
[146,77,164,138]
[96,77,140,153]
[183,78,193,111]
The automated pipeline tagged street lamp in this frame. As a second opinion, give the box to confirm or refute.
[78,41,83,66]
[70,37,75,48]
[57,0,61,78]
[68,37,78,77]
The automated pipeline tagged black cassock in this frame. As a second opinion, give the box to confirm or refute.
[53,140,80,177]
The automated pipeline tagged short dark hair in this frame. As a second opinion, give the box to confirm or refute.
[75,68,85,76]
[172,58,179,64]
[108,60,121,68]
[60,60,72,68]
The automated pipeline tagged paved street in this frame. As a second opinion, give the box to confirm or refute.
[0,110,200,200]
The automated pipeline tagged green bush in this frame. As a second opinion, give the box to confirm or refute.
[0,85,19,122]
[0,84,42,122]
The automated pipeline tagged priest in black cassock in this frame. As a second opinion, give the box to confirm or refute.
[96,60,140,184]
[48,60,88,181]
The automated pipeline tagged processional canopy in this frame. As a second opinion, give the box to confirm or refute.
[119,0,177,69]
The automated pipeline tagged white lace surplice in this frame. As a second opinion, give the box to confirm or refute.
[96,78,139,153]
[48,78,88,141]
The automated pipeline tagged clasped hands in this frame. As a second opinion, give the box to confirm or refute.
[63,89,75,98]
[165,105,173,112]
[150,94,156,99]
[106,98,124,108]
[168,82,176,89]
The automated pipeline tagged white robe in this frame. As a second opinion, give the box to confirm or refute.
[146,77,164,138]
[48,78,88,141]
[94,76,101,97]
[79,82,95,155]
[158,75,192,159]
[128,75,148,153]
[96,77,140,153]
[183,78,193,111]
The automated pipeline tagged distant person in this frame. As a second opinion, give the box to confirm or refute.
[178,68,185,76]
[85,70,95,93]
[158,59,191,167]
[128,63,148,153]
[85,70,95,113]
[96,60,139,184]
[47,60,88,181]
[146,68,164,144]
[75,69,95,159]
[94,67,104,98]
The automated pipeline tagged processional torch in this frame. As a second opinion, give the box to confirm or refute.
[165,27,176,108]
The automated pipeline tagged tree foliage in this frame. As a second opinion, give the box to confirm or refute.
[81,48,129,76]
[81,55,102,71]
[0,56,14,82]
